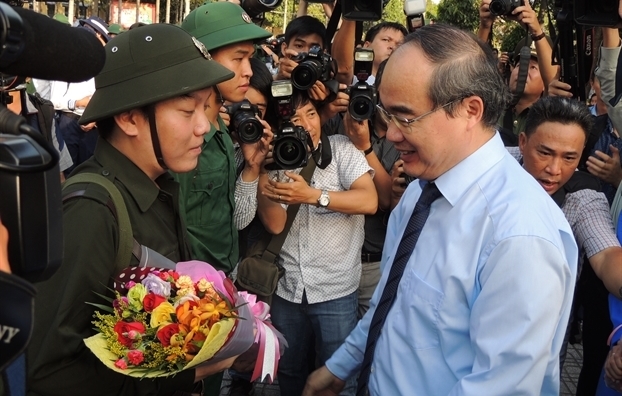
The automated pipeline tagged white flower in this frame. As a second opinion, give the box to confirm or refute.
[141,273,171,297]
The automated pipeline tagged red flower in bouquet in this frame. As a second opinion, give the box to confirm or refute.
[156,323,180,347]
[142,293,166,313]
[114,321,146,347]
[127,350,145,365]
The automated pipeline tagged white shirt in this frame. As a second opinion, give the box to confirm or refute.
[327,133,577,396]
[48,79,96,116]
[268,135,374,304]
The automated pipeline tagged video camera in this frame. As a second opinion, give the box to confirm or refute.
[224,99,264,144]
[291,45,334,90]
[266,80,311,170]
[345,48,377,122]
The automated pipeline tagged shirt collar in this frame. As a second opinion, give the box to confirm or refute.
[428,132,505,207]
[93,137,173,213]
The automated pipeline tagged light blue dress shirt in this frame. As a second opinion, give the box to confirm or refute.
[326,133,578,396]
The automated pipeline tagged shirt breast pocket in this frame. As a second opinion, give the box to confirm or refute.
[188,166,227,226]
[394,270,444,350]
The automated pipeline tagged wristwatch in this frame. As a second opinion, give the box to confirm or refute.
[317,190,330,207]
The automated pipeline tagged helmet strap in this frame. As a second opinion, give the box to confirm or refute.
[146,106,168,170]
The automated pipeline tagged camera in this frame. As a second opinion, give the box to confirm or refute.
[224,99,263,144]
[346,49,377,122]
[573,0,622,27]
[239,0,282,19]
[342,0,384,21]
[489,0,521,16]
[291,45,333,90]
[267,80,310,170]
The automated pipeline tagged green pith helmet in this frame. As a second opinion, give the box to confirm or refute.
[53,13,70,25]
[108,23,123,35]
[181,2,271,52]
[80,23,234,124]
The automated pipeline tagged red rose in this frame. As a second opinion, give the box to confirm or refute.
[156,323,180,347]
[127,349,144,366]
[142,293,166,313]
[113,322,146,347]
[158,271,179,282]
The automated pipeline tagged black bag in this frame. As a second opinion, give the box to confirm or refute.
[236,160,317,303]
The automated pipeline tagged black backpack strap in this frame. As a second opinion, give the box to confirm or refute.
[552,171,601,208]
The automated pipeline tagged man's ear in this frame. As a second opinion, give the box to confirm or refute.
[518,132,527,154]
[113,109,146,138]
[363,41,371,48]
[280,40,288,55]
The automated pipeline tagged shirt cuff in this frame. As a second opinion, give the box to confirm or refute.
[236,175,259,192]
[325,343,360,382]
[598,46,622,70]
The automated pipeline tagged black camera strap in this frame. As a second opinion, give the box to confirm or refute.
[260,159,317,264]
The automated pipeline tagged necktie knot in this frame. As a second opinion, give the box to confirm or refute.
[418,182,442,207]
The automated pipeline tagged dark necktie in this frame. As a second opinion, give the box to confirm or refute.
[356,182,443,396]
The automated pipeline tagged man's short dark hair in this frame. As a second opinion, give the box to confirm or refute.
[249,57,276,125]
[284,16,326,49]
[524,96,593,141]
[399,24,510,129]
[364,22,408,43]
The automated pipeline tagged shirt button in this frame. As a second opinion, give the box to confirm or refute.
[101,170,110,176]
[158,193,167,202]
[370,366,374,373]
[513,120,518,126]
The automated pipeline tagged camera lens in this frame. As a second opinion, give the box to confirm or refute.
[275,136,306,168]
[350,97,373,121]
[236,118,263,144]
[488,0,511,16]
[292,62,320,90]
[240,0,281,18]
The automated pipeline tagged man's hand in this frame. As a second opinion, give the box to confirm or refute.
[390,159,408,209]
[479,0,496,29]
[587,145,622,188]
[343,110,371,151]
[263,171,317,205]
[309,81,331,102]
[230,343,259,373]
[319,84,349,123]
[606,344,622,383]
[548,79,573,98]
[80,122,97,132]
[276,48,300,80]
[302,366,345,396]
[219,106,231,128]
[75,95,92,109]
[0,218,10,274]
[194,355,239,381]
[240,120,274,181]
[511,0,543,36]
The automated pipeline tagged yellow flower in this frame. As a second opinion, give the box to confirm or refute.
[196,279,213,293]
[175,275,194,290]
[150,301,175,328]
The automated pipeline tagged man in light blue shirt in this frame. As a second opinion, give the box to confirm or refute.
[303,24,578,396]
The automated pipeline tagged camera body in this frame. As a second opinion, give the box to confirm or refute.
[573,0,622,27]
[489,0,521,16]
[342,0,384,21]
[268,80,310,170]
[291,45,333,90]
[239,0,282,19]
[346,49,377,122]
[224,99,263,144]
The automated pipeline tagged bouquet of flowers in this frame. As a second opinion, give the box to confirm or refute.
[84,260,286,382]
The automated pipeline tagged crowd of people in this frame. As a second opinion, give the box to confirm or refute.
[0,0,622,395]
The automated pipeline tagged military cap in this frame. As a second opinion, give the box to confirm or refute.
[108,23,124,35]
[80,23,234,124]
[181,2,271,51]
[53,13,70,25]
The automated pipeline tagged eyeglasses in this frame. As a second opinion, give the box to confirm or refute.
[375,99,462,133]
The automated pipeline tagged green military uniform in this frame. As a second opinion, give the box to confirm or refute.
[498,107,529,136]
[176,118,239,273]
[24,24,235,395]
[27,138,196,395]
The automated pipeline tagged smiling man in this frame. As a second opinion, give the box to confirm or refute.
[303,24,577,396]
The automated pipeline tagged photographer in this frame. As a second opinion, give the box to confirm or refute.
[332,21,407,86]
[342,60,400,317]
[26,24,240,396]
[478,0,558,141]
[257,89,377,395]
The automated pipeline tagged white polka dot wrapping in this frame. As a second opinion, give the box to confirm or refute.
[112,266,170,293]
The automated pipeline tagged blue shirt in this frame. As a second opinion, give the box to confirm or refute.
[326,133,578,396]
[590,105,622,205]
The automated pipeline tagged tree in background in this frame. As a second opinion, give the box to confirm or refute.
[436,0,479,31]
